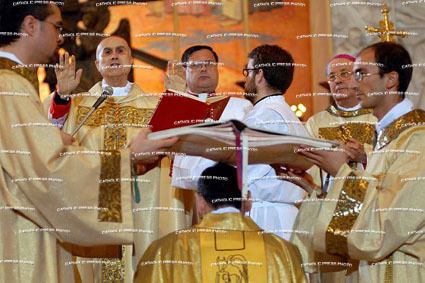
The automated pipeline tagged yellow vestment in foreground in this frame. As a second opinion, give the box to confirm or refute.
[135,212,307,283]
[59,82,193,281]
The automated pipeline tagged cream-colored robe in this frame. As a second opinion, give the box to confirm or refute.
[301,105,377,282]
[59,82,193,282]
[134,212,307,283]
[293,110,425,283]
[305,105,377,188]
[0,61,134,282]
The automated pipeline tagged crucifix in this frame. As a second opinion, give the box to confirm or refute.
[365,4,410,42]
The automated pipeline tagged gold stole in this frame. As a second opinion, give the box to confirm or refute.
[200,231,268,283]
[75,97,154,281]
[0,58,39,91]
[324,109,425,281]
[318,105,375,145]
[314,106,373,274]
[76,97,154,222]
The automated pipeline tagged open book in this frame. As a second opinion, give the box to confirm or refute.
[148,89,230,132]
[148,120,338,170]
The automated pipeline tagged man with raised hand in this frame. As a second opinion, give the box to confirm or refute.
[46,35,175,282]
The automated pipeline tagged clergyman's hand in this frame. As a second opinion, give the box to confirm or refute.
[55,52,83,97]
[296,145,348,177]
[60,131,74,146]
[344,138,367,163]
[272,164,320,195]
[129,128,178,165]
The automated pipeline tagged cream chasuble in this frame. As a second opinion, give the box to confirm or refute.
[0,60,134,282]
[298,105,377,282]
[60,82,193,282]
[134,212,307,283]
[305,105,377,188]
[293,110,425,283]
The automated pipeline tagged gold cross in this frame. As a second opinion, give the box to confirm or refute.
[365,4,410,42]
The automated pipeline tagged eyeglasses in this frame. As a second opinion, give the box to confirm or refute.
[242,68,257,77]
[354,71,381,82]
[43,20,63,34]
[327,71,353,82]
[185,60,218,70]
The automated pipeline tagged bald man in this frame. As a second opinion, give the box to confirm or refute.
[46,36,167,282]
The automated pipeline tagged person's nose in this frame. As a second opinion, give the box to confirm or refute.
[57,34,64,46]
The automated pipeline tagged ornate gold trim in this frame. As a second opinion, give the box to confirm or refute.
[76,102,154,128]
[325,173,369,257]
[318,122,375,145]
[383,254,393,283]
[376,109,425,150]
[326,105,373,118]
[0,58,39,91]
[98,151,122,222]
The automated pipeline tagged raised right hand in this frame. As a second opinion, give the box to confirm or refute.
[55,52,83,97]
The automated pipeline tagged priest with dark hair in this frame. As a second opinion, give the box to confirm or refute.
[135,162,306,283]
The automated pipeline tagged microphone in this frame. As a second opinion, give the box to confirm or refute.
[70,86,113,137]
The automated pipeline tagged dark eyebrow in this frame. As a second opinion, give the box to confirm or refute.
[354,66,365,73]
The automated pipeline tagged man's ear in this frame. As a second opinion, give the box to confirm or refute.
[196,193,211,219]
[21,15,39,37]
[95,60,100,72]
[385,71,399,91]
[256,68,265,85]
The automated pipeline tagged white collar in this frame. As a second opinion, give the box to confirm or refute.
[0,50,24,65]
[336,103,361,112]
[254,93,283,107]
[376,98,414,133]
[211,206,240,214]
[101,80,133,97]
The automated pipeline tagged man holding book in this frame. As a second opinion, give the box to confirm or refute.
[135,162,307,283]
[241,44,308,240]
[292,42,425,282]
[170,45,252,196]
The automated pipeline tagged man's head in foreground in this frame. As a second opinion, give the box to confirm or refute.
[354,42,412,111]
[95,36,133,86]
[244,44,294,104]
[196,162,251,219]
[0,2,64,64]
[181,45,219,94]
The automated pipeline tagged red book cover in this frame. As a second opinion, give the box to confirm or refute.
[149,90,230,132]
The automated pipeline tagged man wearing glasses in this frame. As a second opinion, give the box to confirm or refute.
[289,54,377,283]
[0,3,177,282]
[171,45,252,192]
[241,44,308,241]
[304,54,377,201]
[292,42,424,283]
